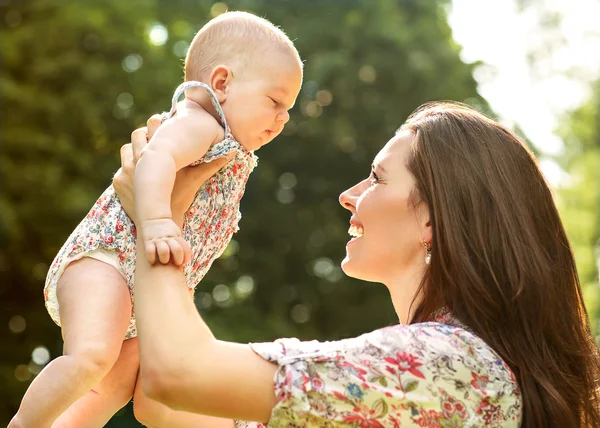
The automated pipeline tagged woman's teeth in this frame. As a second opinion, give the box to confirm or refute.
[348,224,364,238]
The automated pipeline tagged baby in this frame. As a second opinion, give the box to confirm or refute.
[10,11,302,428]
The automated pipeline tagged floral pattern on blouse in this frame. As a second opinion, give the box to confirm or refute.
[236,315,522,427]
[44,81,258,339]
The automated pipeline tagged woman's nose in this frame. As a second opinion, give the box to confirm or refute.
[339,182,361,212]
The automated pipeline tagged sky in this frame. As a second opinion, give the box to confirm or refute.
[448,0,600,185]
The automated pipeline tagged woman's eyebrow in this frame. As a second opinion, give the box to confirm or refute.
[372,163,386,173]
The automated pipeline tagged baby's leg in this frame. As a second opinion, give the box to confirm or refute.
[10,258,132,428]
[52,337,140,427]
[133,375,235,428]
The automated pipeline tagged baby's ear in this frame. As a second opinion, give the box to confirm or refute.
[210,65,233,103]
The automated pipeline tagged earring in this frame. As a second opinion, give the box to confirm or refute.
[422,240,431,265]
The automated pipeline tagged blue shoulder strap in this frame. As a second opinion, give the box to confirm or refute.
[166,81,231,139]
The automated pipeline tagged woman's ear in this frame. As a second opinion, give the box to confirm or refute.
[209,65,233,103]
[415,202,432,245]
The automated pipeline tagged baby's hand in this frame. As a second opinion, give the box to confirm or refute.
[140,218,191,266]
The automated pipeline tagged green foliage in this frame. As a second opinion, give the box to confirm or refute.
[0,0,504,425]
[556,81,600,334]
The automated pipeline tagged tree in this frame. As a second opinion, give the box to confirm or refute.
[1,0,486,425]
[507,0,600,335]
[556,81,600,335]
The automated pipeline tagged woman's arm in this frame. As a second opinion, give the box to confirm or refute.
[119,119,277,422]
[134,241,278,422]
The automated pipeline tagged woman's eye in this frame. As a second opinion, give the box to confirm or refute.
[370,171,380,183]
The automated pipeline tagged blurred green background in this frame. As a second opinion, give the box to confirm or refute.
[1,0,599,426]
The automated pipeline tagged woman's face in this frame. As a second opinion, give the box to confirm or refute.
[339,131,431,285]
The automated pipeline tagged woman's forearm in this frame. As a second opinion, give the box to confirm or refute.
[127,118,278,421]
[133,238,277,421]
[134,239,215,392]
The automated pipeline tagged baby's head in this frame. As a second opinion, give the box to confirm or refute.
[184,11,303,151]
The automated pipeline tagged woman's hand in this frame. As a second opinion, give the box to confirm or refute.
[113,114,233,227]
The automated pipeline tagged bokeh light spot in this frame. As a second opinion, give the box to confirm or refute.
[359,65,377,83]
[234,275,255,298]
[279,172,297,189]
[9,315,26,334]
[32,346,50,366]
[122,54,143,72]
[173,40,190,57]
[15,364,31,382]
[148,23,169,46]
[290,304,310,324]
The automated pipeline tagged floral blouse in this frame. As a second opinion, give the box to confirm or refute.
[236,313,522,427]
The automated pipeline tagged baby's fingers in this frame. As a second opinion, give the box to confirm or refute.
[181,238,192,265]
[167,238,185,266]
[145,241,157,265]
[155,240,171,264]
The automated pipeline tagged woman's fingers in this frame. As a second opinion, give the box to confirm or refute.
[131,114,162,164]
[185,154,234,186]
[146,114,163,140]
[132,126,148,165]
[115,143,134,202]
[120,143,134,171]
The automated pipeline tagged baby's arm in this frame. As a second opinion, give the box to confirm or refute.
[134,105,223,265]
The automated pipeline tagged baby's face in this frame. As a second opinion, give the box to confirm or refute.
[222,52,302,151]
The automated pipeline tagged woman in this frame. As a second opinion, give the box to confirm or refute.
[114,102,600,427]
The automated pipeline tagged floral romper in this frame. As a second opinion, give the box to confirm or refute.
[44,81,258,339]
[236,310,523,427]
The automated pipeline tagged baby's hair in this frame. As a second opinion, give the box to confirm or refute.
[185,11,301,82]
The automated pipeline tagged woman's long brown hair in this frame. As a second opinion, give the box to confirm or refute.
[402,102,600,427]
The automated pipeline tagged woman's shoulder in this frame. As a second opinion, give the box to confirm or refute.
[251,319,521,403]
[253,319,502,367]
[248,320,522,426]
[373,320,500,363]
